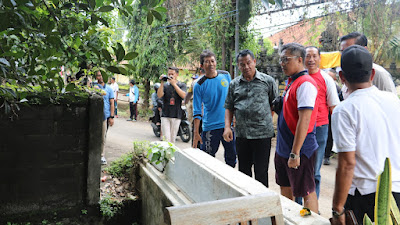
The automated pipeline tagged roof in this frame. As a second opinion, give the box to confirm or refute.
[268,18,323,46]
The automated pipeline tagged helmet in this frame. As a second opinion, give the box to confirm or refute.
[154,83,161,91]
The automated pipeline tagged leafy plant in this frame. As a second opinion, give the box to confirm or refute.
[104,152,135,178]
[146,141,177,166]
[363,158,400,224]
[0,0,167,115]
[99,194,122,219]
[104,141,150,177]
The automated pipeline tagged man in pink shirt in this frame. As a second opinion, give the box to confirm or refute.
[305,46,340,200]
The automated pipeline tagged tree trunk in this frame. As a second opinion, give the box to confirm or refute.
[143,79,151,110]
[229,36,235,78]
[221,35,226,70]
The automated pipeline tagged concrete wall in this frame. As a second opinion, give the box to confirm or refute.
[0,95,103,219]
[138,146,330,225]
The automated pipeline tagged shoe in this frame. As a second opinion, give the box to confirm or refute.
[101,156,107,165]
[323,157,330,165]
[133,119,137,121]
[127,118,133,121]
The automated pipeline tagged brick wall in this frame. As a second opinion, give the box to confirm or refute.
[0,95,103,219]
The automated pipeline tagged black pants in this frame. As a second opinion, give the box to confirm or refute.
[236,137,271,187]
[345,189,400,223]
[325,115,333,158]
[129,102,137,120]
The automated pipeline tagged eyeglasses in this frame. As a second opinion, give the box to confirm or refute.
[279,56,298,64]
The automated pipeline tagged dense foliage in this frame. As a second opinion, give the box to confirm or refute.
[0,0,166,113]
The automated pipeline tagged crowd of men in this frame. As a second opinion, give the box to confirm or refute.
[186,32,399,224]
[95,30,399,224]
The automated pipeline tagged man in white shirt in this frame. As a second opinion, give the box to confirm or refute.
[339,32,397,99]
[109,77,119,118]
[331,45,400,224]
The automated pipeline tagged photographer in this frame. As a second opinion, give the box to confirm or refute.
[157,67,187,143]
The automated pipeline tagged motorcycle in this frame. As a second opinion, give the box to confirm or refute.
[150,106,191,143]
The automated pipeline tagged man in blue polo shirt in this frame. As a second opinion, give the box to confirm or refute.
[192,50,236,167]
[95,71,115,165]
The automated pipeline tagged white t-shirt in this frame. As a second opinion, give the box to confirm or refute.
[332,86,400,195]
[321,70,340,107]
[110,82,119,100]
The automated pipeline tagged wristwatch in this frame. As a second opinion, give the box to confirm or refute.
[109,116,114,119]
[289,152,299,159]
[332,207,345,217]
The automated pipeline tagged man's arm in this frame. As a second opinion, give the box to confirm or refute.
[172,82,186,99]
[109,98,115,126]
[223,109,234,142]
[192,84,202,148]
[134,86,139,103]
[331,151,355,224]
[287,108,312,168]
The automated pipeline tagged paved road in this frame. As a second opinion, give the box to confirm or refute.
[105,116,336,219]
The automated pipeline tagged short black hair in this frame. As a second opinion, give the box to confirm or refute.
[305,46,321,55]
[339,32,368,47]
[168,66,179,74]
[130,79,135,85]
[200,50,216,65]
[111,77,116,80]
[236,49,255,63]
[281,43,306,63]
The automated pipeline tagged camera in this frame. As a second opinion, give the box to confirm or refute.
[161,75,170,81]
[271,96,283,115]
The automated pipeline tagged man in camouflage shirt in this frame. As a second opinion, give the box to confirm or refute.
[223,49,278,187]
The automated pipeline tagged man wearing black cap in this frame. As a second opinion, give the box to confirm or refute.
[330,45,400,224]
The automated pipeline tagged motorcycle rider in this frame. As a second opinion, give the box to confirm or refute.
[151,83,162,126]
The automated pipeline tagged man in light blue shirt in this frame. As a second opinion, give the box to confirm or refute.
[192,50,236,167]
[95,71,114,165]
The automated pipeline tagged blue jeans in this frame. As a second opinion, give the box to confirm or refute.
[295,124,328,205]
[314,124,329,198]
[201,128,237,167]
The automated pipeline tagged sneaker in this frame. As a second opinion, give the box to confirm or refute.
[132,119,137,121]
[323,157,330,165]
[127,118,133,121]
[101,156,107,165]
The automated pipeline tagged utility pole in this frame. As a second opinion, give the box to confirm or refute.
[234,0,239,77]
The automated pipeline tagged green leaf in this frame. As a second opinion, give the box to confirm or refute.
[0,58,10,67]
[91,14,99,25]
[62,3,73,9]
[107,66,120,74]
[98,17,109,27]
[102,49,112,62]
[149,0,158,7]
[119,9,129,17]
[390,193,400,224]
[124,52,138,60]
[154,6,167,13]
[152,10,162,21]
[88,0,96,9]
[65,83,75,92]
[116,66,127,75]
[83,20,89,31]
[121,64,135,70]
[98,5,114,12]
[146,11,153,25]
[363,214,373,225]
[116,43,125,62]
[375,158,391,224]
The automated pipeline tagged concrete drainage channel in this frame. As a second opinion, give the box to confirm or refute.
[137,146,330,225]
